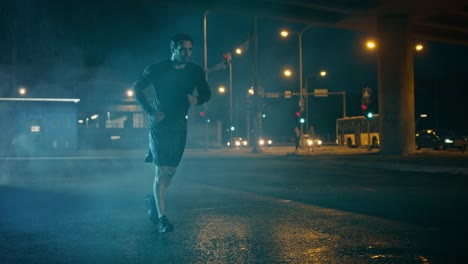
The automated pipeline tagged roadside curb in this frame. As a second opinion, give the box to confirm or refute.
[1,147,466,175]
[330,161,468,175]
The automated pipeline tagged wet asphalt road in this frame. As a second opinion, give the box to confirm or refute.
[1,154,467,263]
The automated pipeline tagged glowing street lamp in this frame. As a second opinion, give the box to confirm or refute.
[280,30,289,38]
[279,25,312,117]
[366,40,377,50]
[218,85,226,95]
[126,89,134,97]
[415,44,424,52]
[18,87,27,96]
[320,70,327,77]
[235,48,242,55]
[248,87,254,95]
[283,69,293,77]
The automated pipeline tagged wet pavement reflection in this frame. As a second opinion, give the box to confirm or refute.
[1,158,465,263]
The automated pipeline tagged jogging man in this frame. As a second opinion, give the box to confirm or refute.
[132,33,211,233]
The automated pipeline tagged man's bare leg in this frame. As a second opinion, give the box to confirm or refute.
[153,166,176,233]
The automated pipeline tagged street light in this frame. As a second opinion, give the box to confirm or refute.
[224,50,242,145]
[126,89,134,97]
[416,114,428,131]
[365,39,424,53]
[246,87,255,144]
[304,71,328,131]
[280,25,312,135]
[218,85,226,95]
[204,11,209,81]
[235,48,243,55]
[283,69,293,77]
[18,86,27,96]
[415,43,424,52]
[366,40,377,50]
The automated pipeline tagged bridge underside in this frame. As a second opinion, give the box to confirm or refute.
[161,0,468,46]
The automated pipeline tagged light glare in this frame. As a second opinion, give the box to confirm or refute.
[366,40,376,49]
[18,87,27,95]
[218,86,226,94]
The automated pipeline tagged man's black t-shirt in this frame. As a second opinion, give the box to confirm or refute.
[132,59,211,127]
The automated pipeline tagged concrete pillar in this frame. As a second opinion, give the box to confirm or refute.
[377,15,415,156]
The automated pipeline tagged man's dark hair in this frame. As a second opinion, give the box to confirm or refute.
[170,33,193,46]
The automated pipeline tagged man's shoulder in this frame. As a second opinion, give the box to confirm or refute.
[146,60,171,71]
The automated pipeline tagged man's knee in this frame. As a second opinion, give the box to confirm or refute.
[168,167,176,177]
[155,166,176,181]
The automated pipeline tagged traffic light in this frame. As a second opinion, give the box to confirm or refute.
[361,99,374,118]
[295,111,305,124]
[223,53,231,65]
[198,111,211,123]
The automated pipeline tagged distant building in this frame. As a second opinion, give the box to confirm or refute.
[0,98,80,156]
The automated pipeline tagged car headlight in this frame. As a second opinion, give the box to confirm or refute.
[307,139,313,146]
[243,141,248,146]
[267,140,272,145]
[235,140,241,146]
[445,139,454,143]
[227,142,231,146]
[258,139,265,145]
[317,140,322,145]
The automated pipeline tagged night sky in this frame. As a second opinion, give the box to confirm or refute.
[1,0,467,138]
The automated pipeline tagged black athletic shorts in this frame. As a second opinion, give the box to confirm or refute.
[144,120,187,167]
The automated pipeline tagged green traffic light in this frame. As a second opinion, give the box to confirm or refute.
[367,112,373,118]
[300,118,305,124]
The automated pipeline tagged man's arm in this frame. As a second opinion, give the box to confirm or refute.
[194,68,211,105]
[132,66,156,116]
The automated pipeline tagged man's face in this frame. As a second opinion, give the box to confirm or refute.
[172,40,192,63]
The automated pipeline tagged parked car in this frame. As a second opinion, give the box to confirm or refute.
[415,129,466,150]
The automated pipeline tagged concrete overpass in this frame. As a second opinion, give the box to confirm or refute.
[162,0,468,155]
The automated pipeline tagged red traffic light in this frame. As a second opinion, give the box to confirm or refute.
[360,104,367,111]
[295,111,301,117]
[199,111,205,117]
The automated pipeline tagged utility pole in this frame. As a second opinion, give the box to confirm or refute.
[251,16,261,153]
[203,11,208,81]
[228,53,233,144]
[10,19,17,94]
